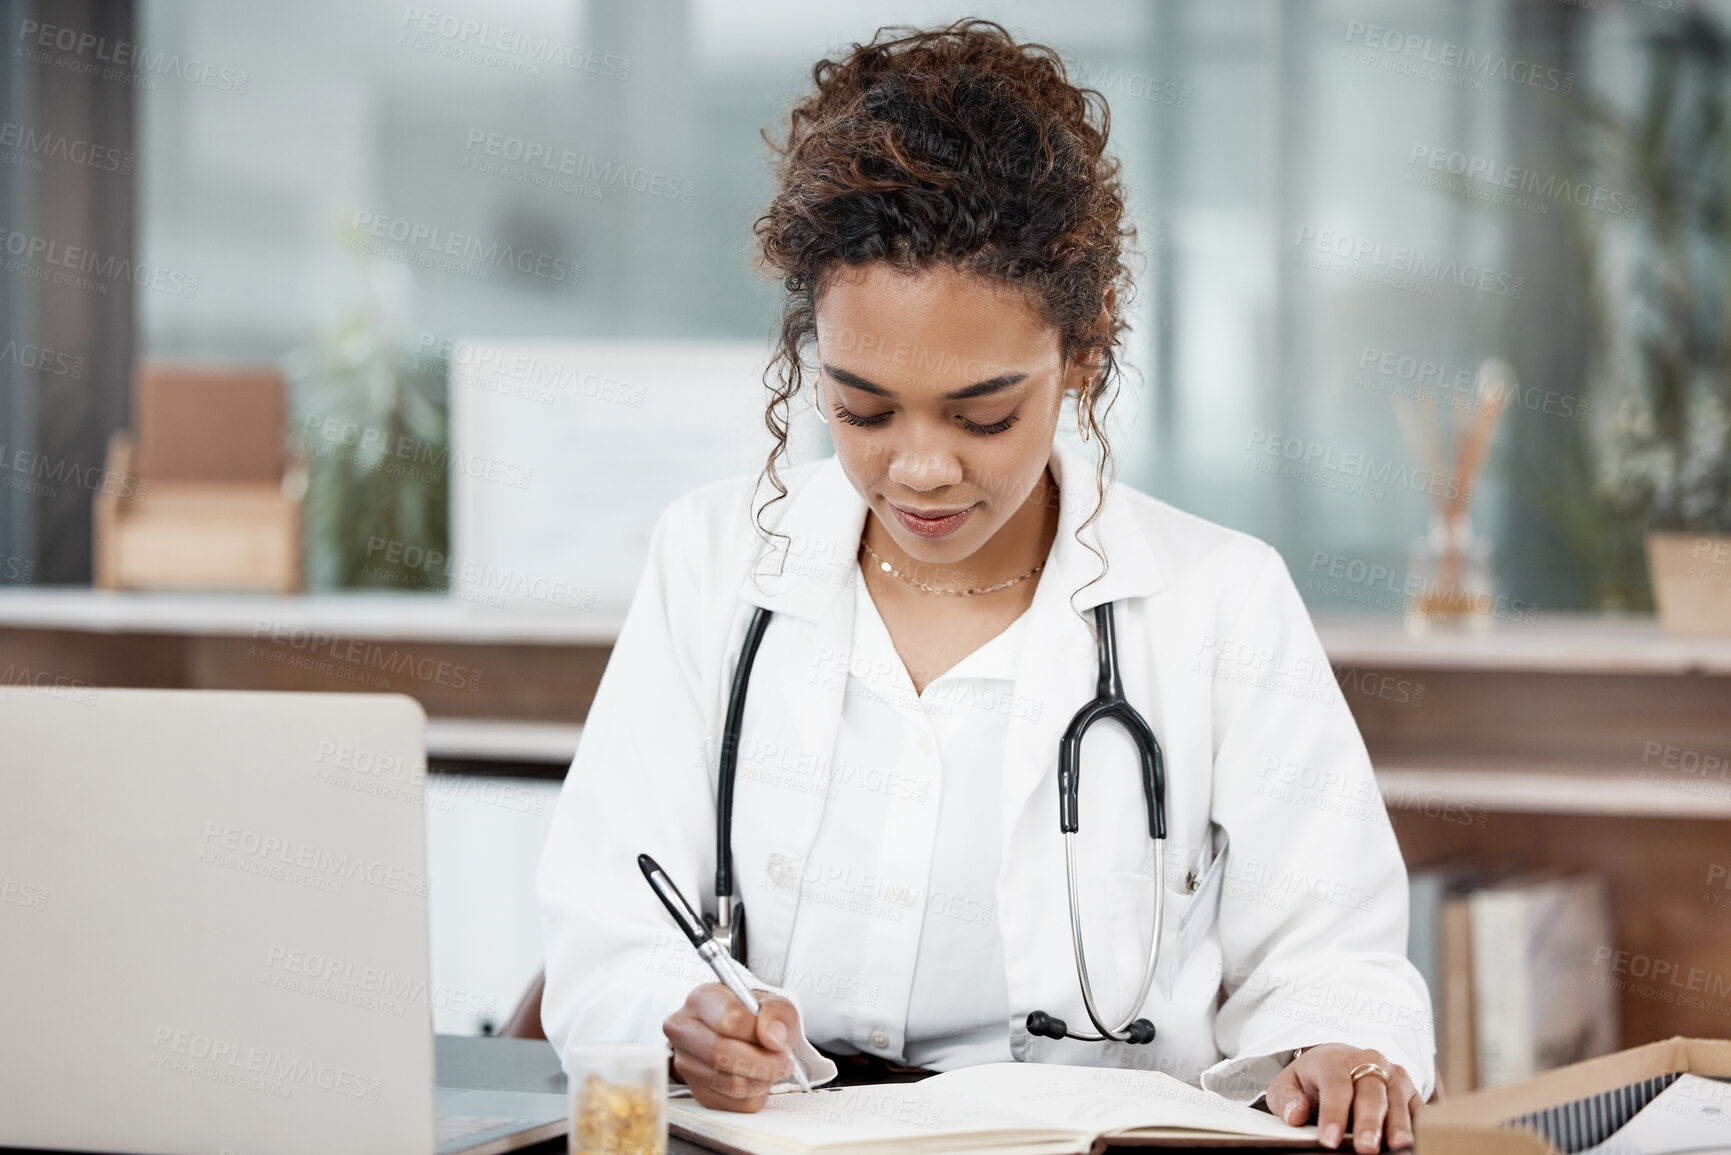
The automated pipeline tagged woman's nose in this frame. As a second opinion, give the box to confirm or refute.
[885,445,963,490]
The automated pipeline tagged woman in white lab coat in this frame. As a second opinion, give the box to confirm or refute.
[538,19,1433,1153]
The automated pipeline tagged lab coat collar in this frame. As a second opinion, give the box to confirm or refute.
[737,437,1166,621]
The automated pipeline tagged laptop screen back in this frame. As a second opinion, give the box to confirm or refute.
[0,688,435,1155]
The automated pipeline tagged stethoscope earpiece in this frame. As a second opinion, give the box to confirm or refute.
[1125,1018,1157,1045]
[1026,1010,1158,1045]
[1026,1010,1068,1039]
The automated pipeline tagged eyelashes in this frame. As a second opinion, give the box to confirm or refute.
[965,412,1021,435]
[830,402,888,429]
[831,401,1021,436]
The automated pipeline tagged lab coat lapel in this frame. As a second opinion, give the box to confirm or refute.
[730,456,865,977]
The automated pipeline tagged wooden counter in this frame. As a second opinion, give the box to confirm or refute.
[4,589,1728,1044]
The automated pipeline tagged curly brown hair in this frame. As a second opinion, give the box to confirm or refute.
[751,17,1136,609]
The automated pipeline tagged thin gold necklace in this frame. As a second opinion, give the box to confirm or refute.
[858,538,1044,597]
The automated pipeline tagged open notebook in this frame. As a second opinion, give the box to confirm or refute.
[668,1062,1319,1154]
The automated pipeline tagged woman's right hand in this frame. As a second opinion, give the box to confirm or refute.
[662,982,803,1112]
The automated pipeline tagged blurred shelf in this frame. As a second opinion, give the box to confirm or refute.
[1313,611,1731,675]
[5,591,1729,674]
[0,586,628,645]
[1376,758,1731,819]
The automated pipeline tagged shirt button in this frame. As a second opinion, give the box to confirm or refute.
[918,733,933,756]
[869,1028,889,1050]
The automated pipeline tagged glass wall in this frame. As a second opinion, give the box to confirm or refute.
[135,0,1710,612]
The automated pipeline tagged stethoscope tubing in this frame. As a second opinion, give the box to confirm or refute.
[712,598,1168,1046]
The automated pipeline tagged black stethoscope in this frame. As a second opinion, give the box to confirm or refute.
[709,596,1169,1047]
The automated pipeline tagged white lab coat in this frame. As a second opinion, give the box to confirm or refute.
[536,436,1437,1101]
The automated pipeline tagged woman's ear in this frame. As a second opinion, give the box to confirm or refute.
[1083,286,1117,377]
[1062,285,1117,398]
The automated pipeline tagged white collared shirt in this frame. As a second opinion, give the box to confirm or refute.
[783,557,1030,1069]
[537,439,1439,1103]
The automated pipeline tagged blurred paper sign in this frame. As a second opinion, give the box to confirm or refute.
[448,340,786,617]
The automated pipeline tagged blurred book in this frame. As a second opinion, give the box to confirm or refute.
[1472,872,1621,1088]
[1408,866,1619,1094]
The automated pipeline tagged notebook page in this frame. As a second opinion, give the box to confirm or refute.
[1580,1074,1731,1155]
[921,1063,1320,1143]
[667,1079,1087,1154]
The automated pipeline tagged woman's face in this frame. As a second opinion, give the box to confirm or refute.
[813,262,1091,566]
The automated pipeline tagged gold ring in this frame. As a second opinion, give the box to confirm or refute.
[1349,1061,1391,1084]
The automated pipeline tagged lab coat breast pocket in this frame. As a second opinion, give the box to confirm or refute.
[1106,835,1229,1011]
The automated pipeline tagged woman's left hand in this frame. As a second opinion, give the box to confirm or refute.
[1264,1043,1421,1152]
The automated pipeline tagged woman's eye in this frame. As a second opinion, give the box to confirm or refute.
[960,411,1021,436]
[833,402,891,428]
[830,400,1020,436]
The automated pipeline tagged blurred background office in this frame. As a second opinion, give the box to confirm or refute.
[2,0,1728,1088]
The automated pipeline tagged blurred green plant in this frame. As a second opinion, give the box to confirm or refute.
[1561,11,1731,606]
[284,305,450,592]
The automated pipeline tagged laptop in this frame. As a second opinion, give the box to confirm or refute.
[0,687,567,1155]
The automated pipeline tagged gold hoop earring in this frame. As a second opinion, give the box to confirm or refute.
[1077,378,1096,443]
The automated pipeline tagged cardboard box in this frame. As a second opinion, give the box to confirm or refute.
[94,430,304,593]
[94,363,303,593]
[133,362,286,481]
[1418,1037,1731,1154]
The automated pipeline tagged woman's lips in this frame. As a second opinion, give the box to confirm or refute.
[888,501,976,539]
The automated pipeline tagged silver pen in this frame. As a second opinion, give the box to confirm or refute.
[637,853,813,1092]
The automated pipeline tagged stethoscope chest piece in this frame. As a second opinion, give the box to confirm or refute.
[704,902,747,966]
